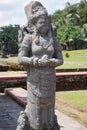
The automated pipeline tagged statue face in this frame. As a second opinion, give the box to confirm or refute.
[36,15,50,34]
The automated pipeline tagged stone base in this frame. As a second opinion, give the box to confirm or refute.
[16,111,60,130]
[16,111,29,130]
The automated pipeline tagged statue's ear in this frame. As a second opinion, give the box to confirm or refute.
[18,29,23,44]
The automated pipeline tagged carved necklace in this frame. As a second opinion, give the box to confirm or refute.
[35,35,53,49]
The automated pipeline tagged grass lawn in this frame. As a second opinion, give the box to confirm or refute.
[57,63,87,69]
[62,49,87,62]
[55,90,87,127]
[0,71,26,76]
[0,57,18,64]
[57,49,87,69]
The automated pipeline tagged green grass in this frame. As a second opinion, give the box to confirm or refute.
[0,57,18,64]
[56,90,87,127]
[57,63,87,69]
[57,49,87,69]
[62,49,87,62]
[56,91,87,111]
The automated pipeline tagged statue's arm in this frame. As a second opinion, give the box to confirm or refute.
[18,35,33,66]
[50,37,63,67]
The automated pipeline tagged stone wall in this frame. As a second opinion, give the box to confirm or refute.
[0,63,25,71]
[0,63,9,71]
[56,68,87,72]
[0,79,26,92]
[56,74,87,91]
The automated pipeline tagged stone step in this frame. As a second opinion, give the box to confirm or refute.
[5,87,27,106]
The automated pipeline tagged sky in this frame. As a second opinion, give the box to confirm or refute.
[0,0,81,27]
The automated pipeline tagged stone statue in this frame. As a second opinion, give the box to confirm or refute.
[1,42,8,58]
[17,1,63,130]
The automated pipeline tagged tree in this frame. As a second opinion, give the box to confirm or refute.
[51,1,87,50]
[77,1,87,24]
[66,13,81,26]
[0,24,20,54]
[58,23,83,49]
[51,10,65,27]
[65,2,71,8]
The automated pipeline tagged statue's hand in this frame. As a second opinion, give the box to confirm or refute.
[49,58,59,67]
[29,57,34,66]
[38,55,50,67]
[33,57,39,67]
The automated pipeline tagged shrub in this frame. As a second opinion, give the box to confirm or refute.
[65,52,69,58]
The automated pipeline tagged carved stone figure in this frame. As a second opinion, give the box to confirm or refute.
[17,1,63,130]
[1,43,8,58]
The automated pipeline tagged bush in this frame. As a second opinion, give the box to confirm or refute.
[65,52,69,58]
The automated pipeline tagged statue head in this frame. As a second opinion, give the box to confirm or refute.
[25,1,50,34]
[25,1,48,22]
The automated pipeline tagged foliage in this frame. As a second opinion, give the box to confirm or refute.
[58,23,83,44]
[65,52,69,58]
[52,1,87,49]
[77,0,87,24]
[0,24,20,54]
[52,1,87,27]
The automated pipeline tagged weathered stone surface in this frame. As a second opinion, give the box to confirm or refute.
[56,75,87,91]
[0,94,23,129]
[0,63,9,71]
[17,1,63,130]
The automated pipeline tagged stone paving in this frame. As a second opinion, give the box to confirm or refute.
[0,93,24,130]
[56,110,87,130]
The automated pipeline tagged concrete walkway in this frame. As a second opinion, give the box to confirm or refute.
[0,93,23,130]
[0,92,87,130]
[56,110,87,130]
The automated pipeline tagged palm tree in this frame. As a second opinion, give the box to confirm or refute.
[79,0,86,8]
[65,2,71,8]
[66,11,81,26]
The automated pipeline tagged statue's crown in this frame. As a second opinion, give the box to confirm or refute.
[25,1,48,22]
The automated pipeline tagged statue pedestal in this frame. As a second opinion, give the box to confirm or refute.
[16,111,60,130]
